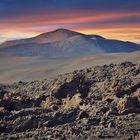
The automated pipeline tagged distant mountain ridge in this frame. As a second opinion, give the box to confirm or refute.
[0,28,140,58]
[0,29,82,47]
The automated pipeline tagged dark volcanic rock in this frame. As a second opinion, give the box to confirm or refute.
[78,111,89,119]
[117,96,140,115]
[0,61,140,139]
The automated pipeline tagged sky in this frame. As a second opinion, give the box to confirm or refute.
[0,0,140,43]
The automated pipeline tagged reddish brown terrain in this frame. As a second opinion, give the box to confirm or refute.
[0,62,140,139]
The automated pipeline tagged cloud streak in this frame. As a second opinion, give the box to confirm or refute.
[0,0,139,43]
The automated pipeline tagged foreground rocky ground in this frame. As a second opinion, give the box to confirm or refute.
[0,61,140,140]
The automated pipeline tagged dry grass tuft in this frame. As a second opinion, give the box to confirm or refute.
[63,93,82,110]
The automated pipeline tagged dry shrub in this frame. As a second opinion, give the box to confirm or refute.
[41,96,57,109]
[63,93,82,110]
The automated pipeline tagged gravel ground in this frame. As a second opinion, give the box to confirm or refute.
[0,61,140,139]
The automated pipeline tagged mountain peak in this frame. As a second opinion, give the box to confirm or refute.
[54,28,73,32]
[53,28,82,34]
[37,28,81,38]
[33,28,81,43]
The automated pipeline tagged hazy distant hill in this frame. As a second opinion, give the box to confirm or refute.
[0,29,140,57]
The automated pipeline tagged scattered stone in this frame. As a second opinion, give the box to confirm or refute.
[0,62,140,139]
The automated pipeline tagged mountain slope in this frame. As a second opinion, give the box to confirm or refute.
[0,29,82,47]
[0,29,140,57]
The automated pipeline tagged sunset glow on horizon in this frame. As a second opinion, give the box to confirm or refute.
[0,0,139,43]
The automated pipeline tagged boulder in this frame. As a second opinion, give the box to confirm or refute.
[117,96,140,115]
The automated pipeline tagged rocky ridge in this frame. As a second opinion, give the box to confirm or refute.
[0,61,140,139]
